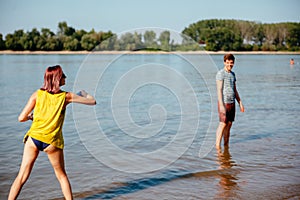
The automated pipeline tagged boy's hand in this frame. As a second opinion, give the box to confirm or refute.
[219,104,226,115]
[239,102,245,112]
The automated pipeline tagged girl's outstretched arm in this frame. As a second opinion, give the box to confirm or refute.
[66,90,96,106]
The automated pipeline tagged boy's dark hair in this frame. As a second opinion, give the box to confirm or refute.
[224,54,235,62]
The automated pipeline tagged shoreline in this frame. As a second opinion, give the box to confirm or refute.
[0,50,300,55]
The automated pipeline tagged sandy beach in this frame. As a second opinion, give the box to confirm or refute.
[0,50,300,55]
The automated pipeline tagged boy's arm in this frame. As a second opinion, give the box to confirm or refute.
[216,80,225,113]
[234,84,244,112]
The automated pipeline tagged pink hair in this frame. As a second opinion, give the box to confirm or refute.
[41,65,65,93]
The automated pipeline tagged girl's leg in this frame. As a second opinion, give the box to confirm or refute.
[8,138,39,200]
[45,146,73,200]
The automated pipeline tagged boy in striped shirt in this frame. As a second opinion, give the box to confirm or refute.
[216,54,244,149]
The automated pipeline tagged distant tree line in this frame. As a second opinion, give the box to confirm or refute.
[0,21,199,52]
[183,19,300,51]
[0,19,299,51]
[0,22,115,51]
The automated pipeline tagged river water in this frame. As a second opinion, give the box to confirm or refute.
[0,53,299,199]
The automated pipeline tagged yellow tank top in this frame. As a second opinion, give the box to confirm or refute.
[24,89,67,149]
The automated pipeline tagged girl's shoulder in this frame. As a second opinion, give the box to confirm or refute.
[65,91,74,102]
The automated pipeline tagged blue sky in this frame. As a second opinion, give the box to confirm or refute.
[0,0,299,36]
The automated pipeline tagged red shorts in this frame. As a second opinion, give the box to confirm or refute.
[218,103,235,123]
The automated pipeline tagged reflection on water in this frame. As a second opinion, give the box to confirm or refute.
[215,147,239,199]
[80,169,191,199]
[76,148,241,200]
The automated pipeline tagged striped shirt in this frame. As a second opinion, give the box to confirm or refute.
[216,68,236,103]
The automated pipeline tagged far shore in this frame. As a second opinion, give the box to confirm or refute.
[0,50,300,55]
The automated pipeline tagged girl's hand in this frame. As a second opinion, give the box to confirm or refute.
[80,90,88,98]
[67,91,96,105]
[27,113,34,121]
[77,90,88,98]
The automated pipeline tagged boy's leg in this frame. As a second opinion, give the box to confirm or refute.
[216,122,227,149]
[223,121,232,146]
[8,138,39,200]
[223,103,235,147]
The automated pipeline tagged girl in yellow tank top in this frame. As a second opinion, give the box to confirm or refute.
[24,89,66,149]
[9,65,96,200]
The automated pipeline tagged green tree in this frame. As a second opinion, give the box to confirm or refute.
[253,23,264,47]
[133,32,144,50]
[183,19,243,51]
[1,19,299,52]
[178,34,201,51]
[205,27,242,51]
[73,29,87,45]
[63,36,80,50]
[0,33,6,50]
[5,30,25,50]
[100,31,114,41]
[236,20,256,45]
[182,23,201,43]
[20,28,41,51]
[98,33,117,50]
[261,24,277,51]
[158,31,170,51]
[118,32,143,50]
[58,21,75,36]
[286,23,300,50]
[36,28,55,50]
[144,30,158,50]
[44,36,61,51]
[81,34,98,51]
